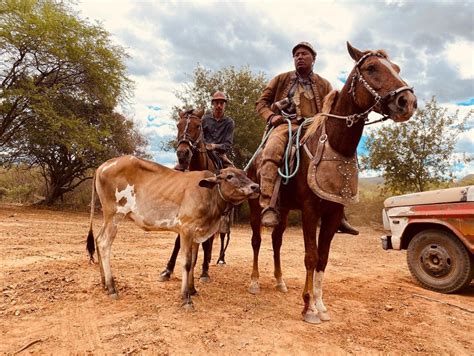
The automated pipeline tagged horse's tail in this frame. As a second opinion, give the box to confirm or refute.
[86,171,97,262]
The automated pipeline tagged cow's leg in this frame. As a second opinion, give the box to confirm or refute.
[158,234,180,282]
[96,214,123,298]
[314,203,343,322]
[200,235,214,283]
[94,225,106,286]
[301,204,320,324]
[180,233,194,310]
[248,198,262,294]
[273,208,289,293]
[217,232,230,265]
[190,242,199,295]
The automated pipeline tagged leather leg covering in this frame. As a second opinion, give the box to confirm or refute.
[259,126,289,210]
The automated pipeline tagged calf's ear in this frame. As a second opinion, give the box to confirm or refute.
[199,176,218,189]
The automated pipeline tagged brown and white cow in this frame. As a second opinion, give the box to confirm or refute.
[86,155,259,309]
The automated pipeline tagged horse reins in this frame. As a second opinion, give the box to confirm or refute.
[323,52,414,127]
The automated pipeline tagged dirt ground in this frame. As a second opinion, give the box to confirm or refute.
[1,204,473,355]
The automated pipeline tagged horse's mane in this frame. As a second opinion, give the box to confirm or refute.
[302,90,338,141]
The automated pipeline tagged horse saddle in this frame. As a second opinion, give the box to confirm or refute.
[306,126,359,206]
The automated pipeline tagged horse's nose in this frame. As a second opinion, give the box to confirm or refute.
[395,91,417,112]
[397,95,407,109]
[177,149,190,160]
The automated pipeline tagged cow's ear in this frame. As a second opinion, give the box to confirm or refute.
[199,176,218,189]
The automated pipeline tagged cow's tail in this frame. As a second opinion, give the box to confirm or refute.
[86,171,96,263]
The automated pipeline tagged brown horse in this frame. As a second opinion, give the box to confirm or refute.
[247,42,417,323]
[158,109,231,282]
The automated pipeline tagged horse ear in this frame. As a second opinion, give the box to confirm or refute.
[194,108,205,118]
[178,110,184,118]
[347,42,363,62]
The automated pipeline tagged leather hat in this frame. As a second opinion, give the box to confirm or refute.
[211,91,227,102]
[292,42,317,57]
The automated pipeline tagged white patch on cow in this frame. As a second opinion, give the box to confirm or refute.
[154,216,181,229]
[115,184,137,214]
[129,156,136,160]
[313,271,327,313]
[101,161,117,173]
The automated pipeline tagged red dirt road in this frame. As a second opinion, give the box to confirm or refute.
[1,204,473,354]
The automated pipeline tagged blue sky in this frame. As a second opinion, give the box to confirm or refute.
[77,0,474,177]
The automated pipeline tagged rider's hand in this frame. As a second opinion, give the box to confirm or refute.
[205,143,218,150]
[268,114,285,127]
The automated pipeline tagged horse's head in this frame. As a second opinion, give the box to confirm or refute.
[346,42,417,122]
[175,108,205,171]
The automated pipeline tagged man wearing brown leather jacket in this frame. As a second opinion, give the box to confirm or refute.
[256,41,358,235]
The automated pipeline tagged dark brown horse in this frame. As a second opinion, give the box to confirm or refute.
[158,109,231,282]
[247,42,417,323]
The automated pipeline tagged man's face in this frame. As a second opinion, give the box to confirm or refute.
[212,99,226,118]
[293,47,314,73]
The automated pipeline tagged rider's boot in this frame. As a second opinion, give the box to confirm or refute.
[337,212,359,235]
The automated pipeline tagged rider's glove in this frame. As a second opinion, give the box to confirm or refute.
[205,143,218,150]
[268,114,285,127]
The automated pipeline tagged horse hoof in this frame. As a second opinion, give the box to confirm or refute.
[182,303,195,312]
[318,311,331,321]
[276,283,288,293]
[157,270,171,282]
[248,281,260,295]
[109,293,118,300]
[200,275,211,283]
[217,260,226,266]
[303,311,321,324]
[199,270,210,282]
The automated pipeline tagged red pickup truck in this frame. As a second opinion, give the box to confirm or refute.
[381,185,474,293]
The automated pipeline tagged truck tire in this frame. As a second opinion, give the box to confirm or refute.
[407,229,473,293]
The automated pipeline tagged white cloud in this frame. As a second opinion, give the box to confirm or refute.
[445,40,474,80]
[76,0,474,174]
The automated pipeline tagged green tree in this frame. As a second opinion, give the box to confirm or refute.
[362,97,471,194]
[172,65,267,168]
[0,0,148,205]
[0,0,131,146]
[2,96,148,205]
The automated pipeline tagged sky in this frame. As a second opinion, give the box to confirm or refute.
[76,0,474,178]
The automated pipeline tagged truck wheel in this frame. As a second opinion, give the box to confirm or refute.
[407,229,473,293]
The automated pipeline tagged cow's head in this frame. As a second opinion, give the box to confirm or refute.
[199,167,260,204]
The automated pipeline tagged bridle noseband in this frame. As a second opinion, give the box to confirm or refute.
[326,52,414,127]
[177,112,203,151]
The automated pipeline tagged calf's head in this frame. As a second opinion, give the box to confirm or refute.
[199,167,260,204]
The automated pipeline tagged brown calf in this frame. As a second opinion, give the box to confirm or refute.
[86,155,259,309]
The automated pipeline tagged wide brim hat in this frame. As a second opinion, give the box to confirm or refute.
[211,91,228,102]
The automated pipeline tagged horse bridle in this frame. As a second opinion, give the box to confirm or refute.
[325,52,414,127]
[177,112,203,151]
